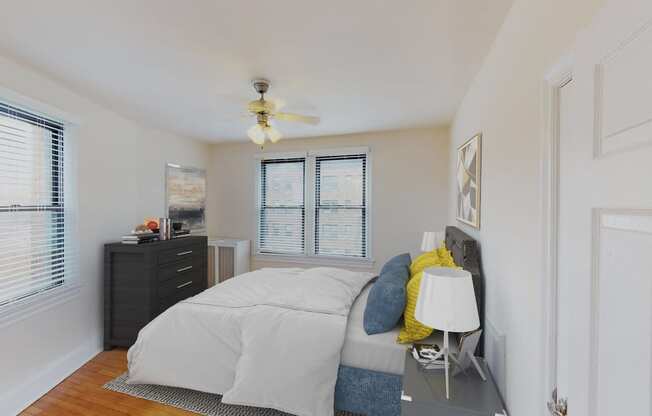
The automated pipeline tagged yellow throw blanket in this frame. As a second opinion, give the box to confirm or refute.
[397,246,458,343]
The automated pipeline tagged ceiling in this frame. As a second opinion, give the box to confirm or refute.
[0,0,512,142]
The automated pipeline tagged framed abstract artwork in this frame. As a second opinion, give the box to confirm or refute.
[166,163,206,232]
[456,133,482,228]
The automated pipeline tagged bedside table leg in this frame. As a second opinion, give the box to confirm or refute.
[444,331,450,399]
[470,355,487,381]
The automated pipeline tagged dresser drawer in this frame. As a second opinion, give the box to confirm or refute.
[158,279,203,313]
[158,267,203,299]
[157,255,204,283]
[158,243,203,265]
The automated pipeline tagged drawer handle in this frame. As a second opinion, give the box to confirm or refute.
[177,266,193,273]
[177,250,193,256]
[176,281,193,289]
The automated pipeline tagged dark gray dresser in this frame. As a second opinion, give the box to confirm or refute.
[103,236,208,350]
[401,351,506,416]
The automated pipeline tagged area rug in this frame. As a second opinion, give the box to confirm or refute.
[104,373,358,416]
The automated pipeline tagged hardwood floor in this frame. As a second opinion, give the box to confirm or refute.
[20,349,198,416]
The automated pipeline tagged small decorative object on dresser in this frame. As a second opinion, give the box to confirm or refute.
[104,236,208,350]
[159,217,172,240]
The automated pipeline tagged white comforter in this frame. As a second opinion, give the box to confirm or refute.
[127,267,374,416]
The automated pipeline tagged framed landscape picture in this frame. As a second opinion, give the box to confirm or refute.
[456,133,481,228]
[166,163,206,232]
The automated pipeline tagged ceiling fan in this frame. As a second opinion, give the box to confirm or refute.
[246,79,320,145]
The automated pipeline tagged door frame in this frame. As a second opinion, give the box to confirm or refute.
[540,52,573,415]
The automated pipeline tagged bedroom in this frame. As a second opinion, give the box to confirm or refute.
[1,0,651,415]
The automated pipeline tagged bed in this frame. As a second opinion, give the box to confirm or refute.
[334,282,423,416]
[333,226,484,416]
[127,226,484,416]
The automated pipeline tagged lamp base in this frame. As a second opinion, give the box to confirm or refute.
[420,331,458,399]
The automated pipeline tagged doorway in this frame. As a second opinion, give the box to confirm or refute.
[542,61,572,416]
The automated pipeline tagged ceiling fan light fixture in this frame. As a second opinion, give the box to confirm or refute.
[244,78,319,145]
[247,124,266,145]
[265,125,282,143]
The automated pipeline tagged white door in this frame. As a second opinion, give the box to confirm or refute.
[557,0,652,414]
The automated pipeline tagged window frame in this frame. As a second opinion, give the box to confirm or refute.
[314,154,368,258]
[254,148,373,268]
[0,103,66,307]
[257,157,306,256]
[0,91,79,327]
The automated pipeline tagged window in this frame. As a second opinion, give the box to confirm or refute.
[0,102,67,307]
[315,155,367,257]
[257,149,370,261]
[258,158,305,255]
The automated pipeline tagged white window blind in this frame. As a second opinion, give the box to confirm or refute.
[256,150,369,260]
[0,102,69,307]
[315,154,367,258]
[258,158,305,255]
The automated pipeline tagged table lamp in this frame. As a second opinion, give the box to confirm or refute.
[421,231,445,252]
[415,267,481,399]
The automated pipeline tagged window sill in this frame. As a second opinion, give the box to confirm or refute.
[0,283,81,329]
[254,253,376,270]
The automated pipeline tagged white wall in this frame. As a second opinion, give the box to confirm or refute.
[447,0,604,414]
[0,54,211,415]
[207,127,450,271]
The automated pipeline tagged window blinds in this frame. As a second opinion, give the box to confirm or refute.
[0,102,67,306]
[315,154,367,258]
[258,158,305,255]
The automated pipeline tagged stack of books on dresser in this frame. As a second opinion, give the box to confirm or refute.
[172,229,191,238]
[121,232,160,245]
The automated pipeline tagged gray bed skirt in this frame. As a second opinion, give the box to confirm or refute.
[335,365,402,416]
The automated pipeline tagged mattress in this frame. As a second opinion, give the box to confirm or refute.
[340,283,444,375]
[340,284,401,375]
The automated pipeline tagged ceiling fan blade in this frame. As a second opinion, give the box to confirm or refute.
[215,113,251,124]
[274,112,320,125]
[247,99,276,114]
[268,97,286,111]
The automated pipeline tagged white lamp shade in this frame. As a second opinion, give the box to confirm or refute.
[421,231,445,252]
[415,267,480,332]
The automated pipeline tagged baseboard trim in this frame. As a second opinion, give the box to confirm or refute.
[0,338,102,415]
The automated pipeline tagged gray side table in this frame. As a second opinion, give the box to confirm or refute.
[401,351,506,416]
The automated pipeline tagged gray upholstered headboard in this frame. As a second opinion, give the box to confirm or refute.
[445,226,485,356]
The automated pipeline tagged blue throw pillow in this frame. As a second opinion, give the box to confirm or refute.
[363,267,409,335]
[380,253,411,275]
[379,263,410,284]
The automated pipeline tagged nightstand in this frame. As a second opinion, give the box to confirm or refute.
[401,350,506,416]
